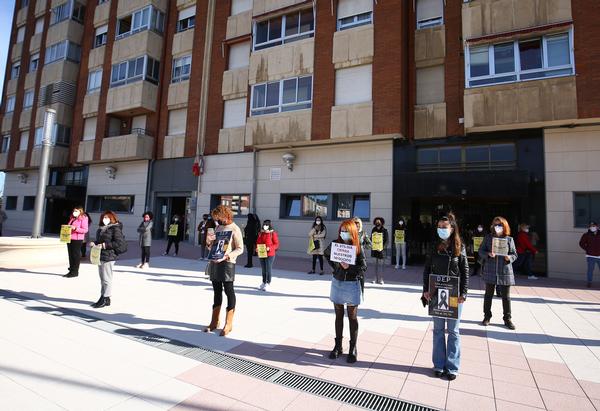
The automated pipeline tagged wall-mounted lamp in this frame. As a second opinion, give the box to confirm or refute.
[105,166,117,179]
[17,173,28,184]
[282,152,296,171]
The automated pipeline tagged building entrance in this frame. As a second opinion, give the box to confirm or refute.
[154,195,192,241]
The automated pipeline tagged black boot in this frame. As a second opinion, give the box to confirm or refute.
[63,272,78,278]
[94,297,111,309]
[90,296,103,307]
[329,338,343,359]
[347,340,357,363]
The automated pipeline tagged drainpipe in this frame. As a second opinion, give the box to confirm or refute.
[251,148,257,213]
[31,109,56,238]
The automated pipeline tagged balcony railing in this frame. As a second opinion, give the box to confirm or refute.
[106,127,152,138]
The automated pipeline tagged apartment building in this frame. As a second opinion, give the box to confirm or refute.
[0,0,599,278]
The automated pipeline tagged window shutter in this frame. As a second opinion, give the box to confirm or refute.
[83,117,97,141]
[95,24,108,35]
[228,42,250,70]
[19,132,28,151]
[168,109,187,135]
[223,98,247,128]
[416,65,445,105]
[178,6,196,21]
[337,0,373,20]
[416,0,443,22]
[335,64,372,106]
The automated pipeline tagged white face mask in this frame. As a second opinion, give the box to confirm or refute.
[340,232,351,241]
[477,226,483,232]
[523,228,529,233]
[591,226,598,233]
[494,226,504,235]
[315,221,321,225]
[399,221,404,226]
[437,228,452,240]
[263,225,269,231]
[73,211,80,218]
[102,218,111,226]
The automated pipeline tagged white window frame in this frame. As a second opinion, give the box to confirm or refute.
[171,55,192,83]
[16,26,25,43]
[252,8,315,51]
[416,0,444,30]
[45,40,81,65]
[465,29,575,88]
[110,55,160,88]
[94,25,108,48]
[87,69,102,92]
[29,53,40,72]
[19,132,29,151]
[23,89,34,109]
[116,6,165,40]
[250,75,313,116]
[1,135,10,153]
[6,96,16,113]
[35,17,44,34]
[11,62,20,79]
[177,6,196,32]
[337,11,373,31]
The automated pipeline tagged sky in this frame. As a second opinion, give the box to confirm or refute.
[0,1,13,196]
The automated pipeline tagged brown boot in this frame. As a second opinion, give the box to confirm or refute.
[204,306,221,332]
[220,308,235,336]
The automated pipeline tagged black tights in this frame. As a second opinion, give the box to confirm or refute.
[212,281,236,310]
[312,255,324,271]
[334,304,358,341]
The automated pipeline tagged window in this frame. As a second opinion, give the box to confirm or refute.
[282,194,329,218]
[16,26,25,43]
[231,0,252,16]
[34,125,71,146]
[574,193,600,228]
[94,25,108,48]
[51,2,70,25]
[416,0,444,29]
[35,18,44,34]
[23,89,34,109]
[5,196,17,210]
[23,196,35,211]
[416,65,445,105]
[117,6,165,39]
[337,0,372,31]
[251,76,312,116]
[211,195,250,216]
[223,98,247,128]
[1,135,11,153]
[334,194,370,219]
[83,117,97,141]
[172,55,191,83]
[29,53,40,72]
[6,96,16,113]
[21,0,29,7]
[167,109,187,135]
[335,64,372,105]
[45,41,81,64]
[417,143,516,172]
[10,62,20,79]
[34,127,43,146]
[177,6,195,32]
[87,195,135,213]
[19,132,29,151]
[228,41,250,70]
[98,0,109,4]
[254,8,314,51]
[87,69,102,92]
[110,56,160,87]
[71,1,85,22]
[466,31,574,87]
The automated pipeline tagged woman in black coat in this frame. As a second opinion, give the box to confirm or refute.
[371,217,389,284]
[244,213,261,268]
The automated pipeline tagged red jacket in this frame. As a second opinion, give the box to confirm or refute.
[256,230,279,257]
[580,231,600,257]
[516,231,537,255]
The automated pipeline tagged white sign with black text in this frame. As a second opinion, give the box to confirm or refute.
[330,242,357,266]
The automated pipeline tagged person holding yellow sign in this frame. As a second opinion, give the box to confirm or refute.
[370,217,389,284]
[394,218,408,270]
[163,214,183,256]
[256,220,279,291]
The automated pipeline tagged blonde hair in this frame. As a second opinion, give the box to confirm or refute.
[492,216,511,236]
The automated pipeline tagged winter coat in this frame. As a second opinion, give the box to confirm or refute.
[516,231,537,255]
[309,226,327,255]
[168,220,184,241]
[370,226,389,259]
[478,234,518,286]
[324,241,367,282]
[422,241,469,299]
[579,231,600,257]
[256,230,280,257]
[137,221,153,247]
[244,220,261,245]
[95,222,126,263]
[207,222,244,282]
[68,215,89,241]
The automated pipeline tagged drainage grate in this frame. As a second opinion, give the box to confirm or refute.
[1,290,438,411]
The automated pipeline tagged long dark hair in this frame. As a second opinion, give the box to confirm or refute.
[312,216,325,232]
[436,212,462,257]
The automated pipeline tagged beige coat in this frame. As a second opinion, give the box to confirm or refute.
[210,222,244,264]
[309,227,327,255]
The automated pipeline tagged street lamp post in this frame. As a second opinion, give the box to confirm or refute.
[31,109,56,238]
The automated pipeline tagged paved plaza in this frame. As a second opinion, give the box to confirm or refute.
[1,243,600,410]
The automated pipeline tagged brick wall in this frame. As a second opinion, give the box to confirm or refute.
[444,0,465,137]
[573,0,600,119]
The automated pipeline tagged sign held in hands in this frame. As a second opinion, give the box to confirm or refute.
[330,242,356,266]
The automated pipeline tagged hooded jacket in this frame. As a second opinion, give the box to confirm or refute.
[95,222,126,262]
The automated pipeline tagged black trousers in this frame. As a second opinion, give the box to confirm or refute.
[312,255,324,271]
[484,283,511,320]
[67,240,83,275]
[141,246,151,263]
[166,237,179,254]
[472,252,481,276]
[212,281,236,310]
[246,242,256,266]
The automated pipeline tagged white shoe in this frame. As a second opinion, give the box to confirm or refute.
[172,253,177,257]
[395,265,400,269]
[379,280,385,285]
[258,283,265,291]
[402,266,406,270]
[263,283,269,291]
[372,280,377,284]
[135,263,143,268]
[528,275,538,280]
[162,252,168,256]
[142,263,149,269]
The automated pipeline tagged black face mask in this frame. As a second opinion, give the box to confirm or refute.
[217,220,226,225]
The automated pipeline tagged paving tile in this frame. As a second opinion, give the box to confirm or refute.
[355,339,386,357]
[378,345,417,363]
[445,389,495,411]
[579,379,600,399]
[539,389,596,411]
[460,359,493,379]
[448,373,494,398]
[488,341,525,355]
[461,347,491,364]
[533,372,587,397]
[319,364,368,387]
[227,400,264,410]
[369,355,412,377]
[590,398,600,410]
[406,367,449,389]
[240,381,300,411]
[412,350,431,368]
[176,364,235,389]
[171,389,238,410]
[393,327,426,341]
[356,370,405,398]
[359,330,392,345]
[493,380,545,408]
[527,359,573,377]
[492,365,537,387]
[285,393,344,411]
[399,380,447,410]
[386,335,423,351]
[495,399,545,411]
[489,351,530,370]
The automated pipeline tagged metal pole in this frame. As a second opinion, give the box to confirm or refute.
[31,109,56,238]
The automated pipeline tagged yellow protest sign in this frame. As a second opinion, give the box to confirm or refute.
[60,225,71,243]
[473,236,484,252]
[307,237,315,254]
[168,224,179,236]
[257,244,268,259]
[90,245,102,265]
[372,232,384,251]
[394,230,405,244]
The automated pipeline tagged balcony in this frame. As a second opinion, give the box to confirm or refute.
[30,146,70,168]
[46,20,84,47]
[249,38,314,85]
[35,104,73,128]
[88,47,105,69]
[19,110,32,130]
[77,140,95,163]
[14,151,26,169]
[464,76,577,131]
[16,5,27,26]
[463,0,572,40]
[414,25,445,68]
[117,0,167,16]
[252,0,307,17]
[112,30,163,63]
[245,109,312,146]
[330,102,373,139]
[2,114,13,133]
[172,29,194,56]
[94,0,110,26]
[332,24,374,69]
[163,134,185,158]
[6,78,18,95]
[218,127,246,153]
[414,103,447,139]
[34,0,47,17]
[83,93,100,117]
[29,33,42,52]
[0,153,7,170]
[40,60,79,86]
[222,68,249,100]
[24,72,37,90]
[167,81,189,108]
[11,42,23,61]
[101,129,154,162]
[226,10,252,40]
[106,81,159,115]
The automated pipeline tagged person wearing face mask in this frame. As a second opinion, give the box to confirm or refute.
[324,219,367,364]
[163,214,183,256]
[471,224,485,276]
[352,217,372,252]
[308,217,327,274]
[479,216,518,330]
[89,211,127,309]
[514,223,538,280]
[63,206,89,278]
[579,222,600,288]
[394,218,408,270]
[422,213,469,380]
[256,220,280,291]
[244,213,261,268]
[197,214,209,260]
[371,217,389,284]
[136,212,154,269]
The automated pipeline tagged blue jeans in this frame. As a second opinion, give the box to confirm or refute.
[587,257,600,282]
[260,256,275,284]
[432,303,462,375]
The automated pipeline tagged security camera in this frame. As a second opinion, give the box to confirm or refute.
[105,166,117,179]
[282,152,296,171]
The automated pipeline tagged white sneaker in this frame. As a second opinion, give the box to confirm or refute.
[172,253,177,257]
[263,283,269,291]
[395,265,400,269]
[402,266,406,270]
[379,280,385,285]
[372,280,377,284]
[528,275,538,280]
[258,283,265,291]
[162,252,168,256]
[135,263,143,268]
[142,263,149,269]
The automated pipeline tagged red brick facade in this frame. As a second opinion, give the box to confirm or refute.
[444,0,465,137]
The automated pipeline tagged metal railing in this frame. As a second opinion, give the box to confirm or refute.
[106,128,152,138]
